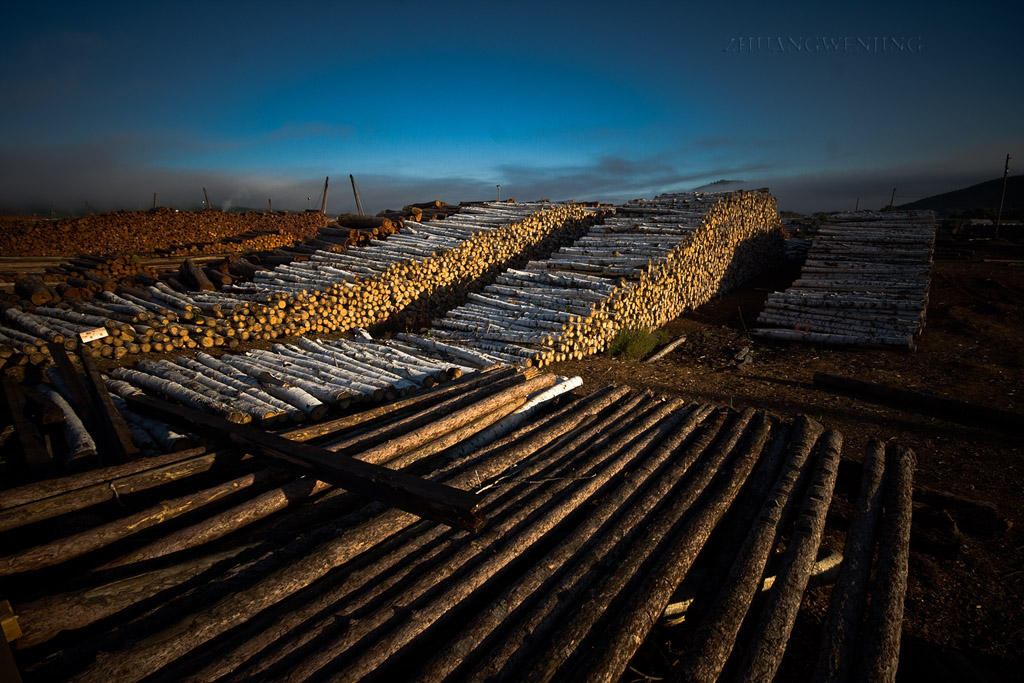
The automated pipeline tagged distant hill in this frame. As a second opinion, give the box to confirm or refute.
[690,179,750,193]
[897,175,1024,217]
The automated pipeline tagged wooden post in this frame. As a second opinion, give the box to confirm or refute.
[202,187,211,210]
[268,198,272,213]
[321,176,329,214]
[996,153,1011,235]
[1,380,54,475]
[888,188,896,210]
[350,174,365,217]
[152,192,157,210]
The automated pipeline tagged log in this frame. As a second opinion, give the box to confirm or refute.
[1,379,54,475]
[122,392,485,531]
[178,258,215,292]
[735,429,843,683]
[678,416,825,682]
[812,439,886,683]
[857,443,916,683]
[0,468,282,577]
[14,276,53,305]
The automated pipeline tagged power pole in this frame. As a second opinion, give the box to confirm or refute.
[889,188,896,210]
[496,184,500,201]
[203,187,211,210]
[152,192,157,210]
[321,176,329,214]
[995,153,1011,237]
[350,174,365,217]
[855,196,860,211]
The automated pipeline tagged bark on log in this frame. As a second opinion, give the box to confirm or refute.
[856,443,916,683]
[678,416,825,683]
[736,429,843,683]
[812,439,886,683]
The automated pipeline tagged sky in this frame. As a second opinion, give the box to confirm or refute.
[1,0,1021,216]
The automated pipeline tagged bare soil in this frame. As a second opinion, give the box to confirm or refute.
[548,233,1024,682]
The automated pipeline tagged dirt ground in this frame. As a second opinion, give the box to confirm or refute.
[548,233,1024,682]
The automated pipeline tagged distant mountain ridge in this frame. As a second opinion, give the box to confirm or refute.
[897,175,1023,216]
[689,179,750,192]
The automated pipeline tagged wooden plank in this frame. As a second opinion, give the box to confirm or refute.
[1,380,54,475]
[123,393,484,530]
[79,352,140,461]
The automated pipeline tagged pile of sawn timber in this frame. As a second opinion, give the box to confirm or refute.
[0,367,914,683]
[753,210,937,349]
[409,190,785,365]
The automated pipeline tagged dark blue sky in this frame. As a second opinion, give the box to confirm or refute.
[1,0,1021,215]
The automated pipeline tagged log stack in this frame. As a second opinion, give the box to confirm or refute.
[0,379,916,683]
[0,203,598,372]
[423,190,785,365]
[753,210,937,349]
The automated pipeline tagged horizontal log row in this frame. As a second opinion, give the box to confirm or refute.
[426,190,786,365]
[0,379,915,682]
[754,210,937,349]
[103,334,479,428]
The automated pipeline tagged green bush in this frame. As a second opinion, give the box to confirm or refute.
[604,327,671,361]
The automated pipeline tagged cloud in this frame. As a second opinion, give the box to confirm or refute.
[0,138,1009,219]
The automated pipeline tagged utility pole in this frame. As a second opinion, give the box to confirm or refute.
[321,176,329,214]
[995,153,1011,237]
[152,192,157,210]
[203,187,211,211]
[888,188,896,211]
[268,198,273,213]
[855,196,860,211]
[350,174,365,217]
[496,184,501,201]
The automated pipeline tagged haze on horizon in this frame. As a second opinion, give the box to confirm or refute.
[1,0,1020,218]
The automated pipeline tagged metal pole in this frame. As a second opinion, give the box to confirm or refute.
[995,154,1011,236]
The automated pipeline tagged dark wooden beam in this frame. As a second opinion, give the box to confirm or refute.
[79,352,139,461]
[1,380,54,476]
[123,393,484,531]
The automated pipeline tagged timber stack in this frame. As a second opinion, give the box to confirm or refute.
[0,374,916,682]
[227,201,601,333]
[0,203,596,371]
[419,190,785,366]
[753,210,937,349]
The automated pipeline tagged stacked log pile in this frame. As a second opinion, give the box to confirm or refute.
[0,376,916,683]
[226,201,600,332]
[753,211,937,349]
[0,203,596,371]
[425,190,785,365]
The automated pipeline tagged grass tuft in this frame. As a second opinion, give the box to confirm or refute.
[604,327,671,361]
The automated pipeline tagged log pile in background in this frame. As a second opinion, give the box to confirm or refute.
[0,208,329,258]
[0,378,916,683]
[753,210,937,350]
[421,190,785,365]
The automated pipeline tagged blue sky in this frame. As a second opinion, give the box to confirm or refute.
[1,0,1021,215]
